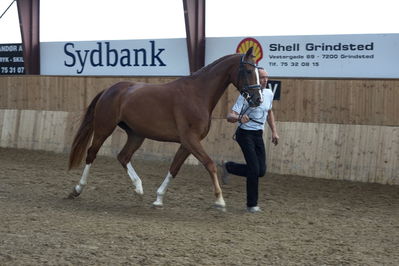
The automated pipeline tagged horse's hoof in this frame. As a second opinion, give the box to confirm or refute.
[135,188,144,195]
[214,198,226,208]
[213,204,227,212]
[152,200,163,207]
[67,188,80,199]
[133,181,143,195]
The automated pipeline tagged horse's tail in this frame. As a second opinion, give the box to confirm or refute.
[68,90,105,170]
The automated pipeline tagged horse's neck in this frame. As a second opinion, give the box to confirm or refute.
[191,57,237,113]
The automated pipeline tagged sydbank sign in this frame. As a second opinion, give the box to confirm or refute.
[41,39,189,76]
[206,34,399,78]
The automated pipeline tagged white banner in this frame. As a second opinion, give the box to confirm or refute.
[206,34,399,78]
[40,39,190,76]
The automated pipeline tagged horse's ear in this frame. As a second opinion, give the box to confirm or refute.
[245,47,254,57]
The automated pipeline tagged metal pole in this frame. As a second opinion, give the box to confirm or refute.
[16,0,40,74]
[183,0,205,74]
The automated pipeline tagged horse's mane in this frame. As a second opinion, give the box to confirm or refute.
[189,54,239,78]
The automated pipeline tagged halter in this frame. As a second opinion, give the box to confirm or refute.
[237,55,262,105]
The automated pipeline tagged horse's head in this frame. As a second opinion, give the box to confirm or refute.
[235,47,263,107]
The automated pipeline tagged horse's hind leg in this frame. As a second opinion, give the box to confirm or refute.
[69,128,115,199]
[117,124,145,195]
[153,145,190,207]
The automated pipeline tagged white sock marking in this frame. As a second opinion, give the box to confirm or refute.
[153,171,172,206]
[127,162,143,195]
[75,164,91,194]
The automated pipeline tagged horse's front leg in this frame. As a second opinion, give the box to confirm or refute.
[181,136,226,210]
[153,145,190,207]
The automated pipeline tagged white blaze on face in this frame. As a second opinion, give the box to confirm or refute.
[255,67,260,85]
[254,67,263,103]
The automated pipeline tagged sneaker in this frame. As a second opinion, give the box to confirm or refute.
[247,206,262,213]
[220,160,230,185]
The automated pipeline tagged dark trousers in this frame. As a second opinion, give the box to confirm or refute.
[226,128,266,207]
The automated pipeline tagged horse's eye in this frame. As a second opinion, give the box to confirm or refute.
[246,70,252,74]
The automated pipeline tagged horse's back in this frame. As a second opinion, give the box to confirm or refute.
[98,80,156,105]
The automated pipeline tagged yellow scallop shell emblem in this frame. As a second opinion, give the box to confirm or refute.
[236,38,263,63]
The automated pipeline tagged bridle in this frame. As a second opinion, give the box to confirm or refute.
[232,55,264,140]
[237,54,262,106]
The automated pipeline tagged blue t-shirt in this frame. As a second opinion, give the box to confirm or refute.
[232,88,274,131]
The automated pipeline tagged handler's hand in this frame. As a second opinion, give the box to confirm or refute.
[271,132,279,145]
[239,114,250,123]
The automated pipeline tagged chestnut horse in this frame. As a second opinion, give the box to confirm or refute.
[68,47,262,209]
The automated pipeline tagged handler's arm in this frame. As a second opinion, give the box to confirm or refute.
[267,110,279,145]
[227,111,249,124]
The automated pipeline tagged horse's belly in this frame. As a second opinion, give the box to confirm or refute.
[137,126,180,142]
[123,116,180,142]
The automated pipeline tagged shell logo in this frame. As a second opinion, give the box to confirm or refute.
[236,37,263,64]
